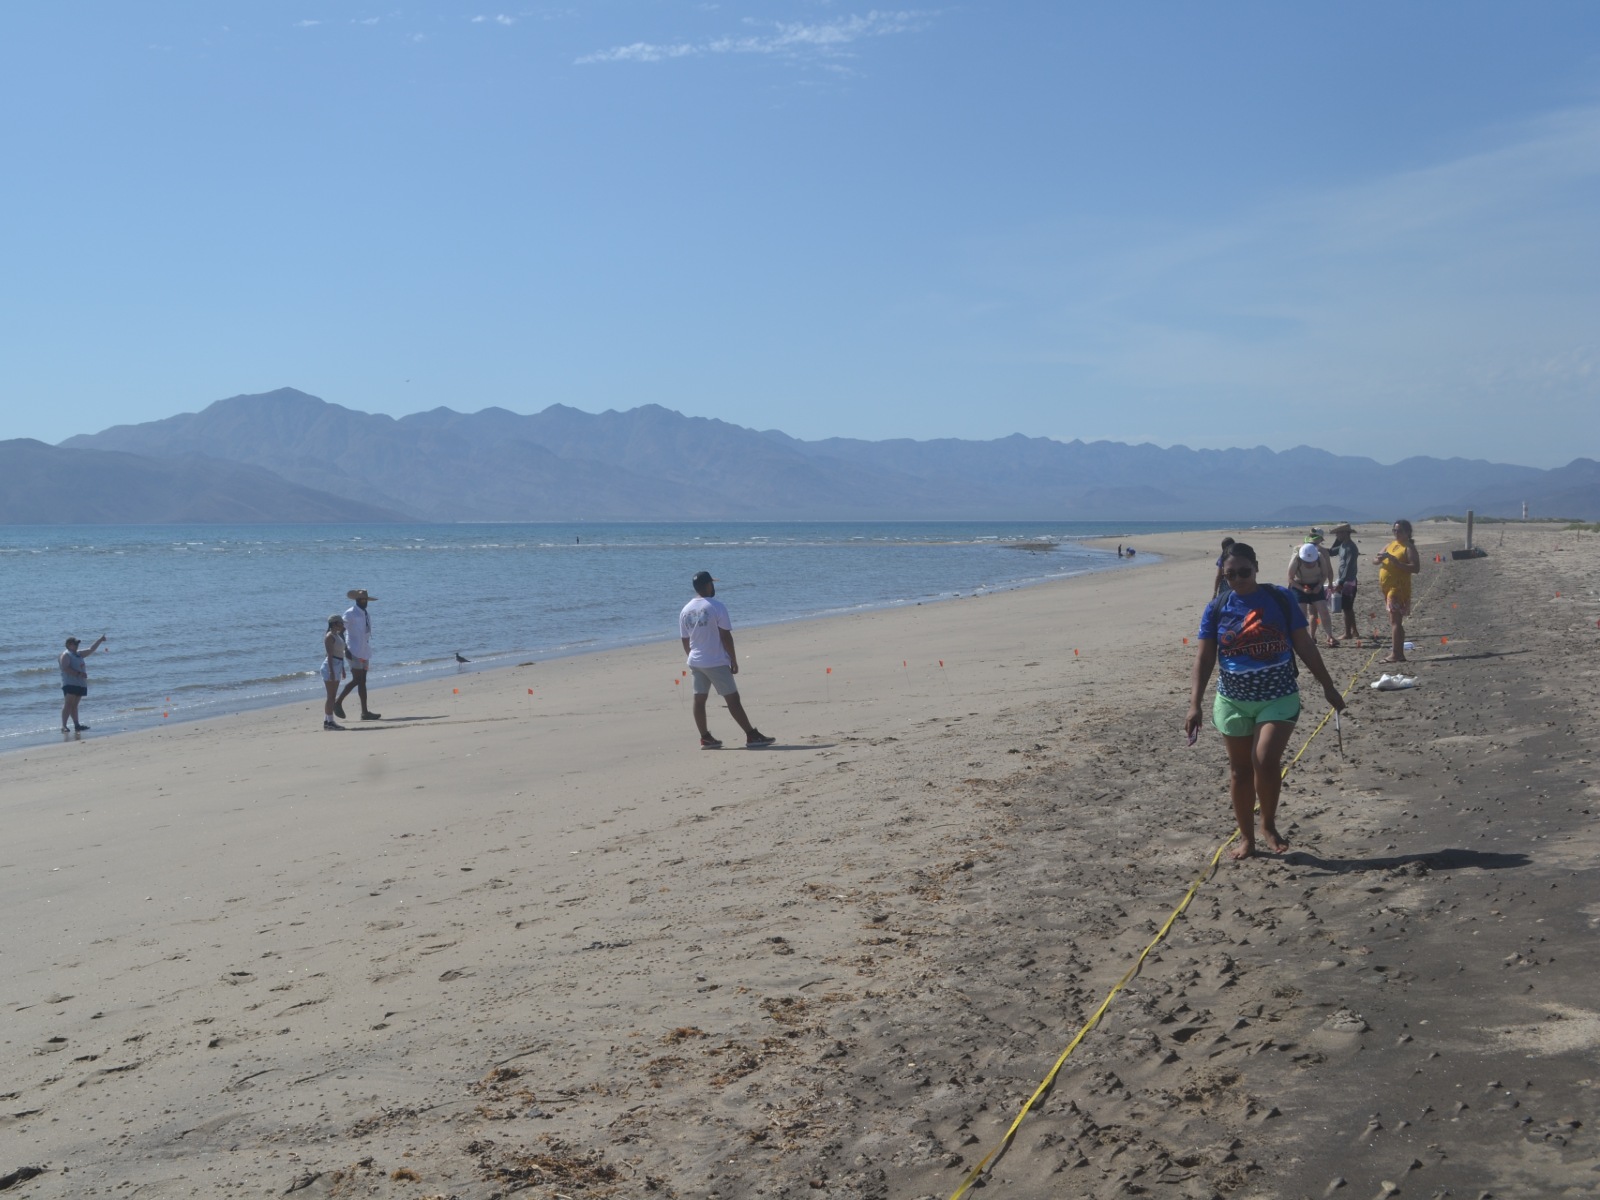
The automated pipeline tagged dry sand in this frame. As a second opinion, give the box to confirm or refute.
[3,522,1598,1199]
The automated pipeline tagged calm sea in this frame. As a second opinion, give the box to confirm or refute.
[0,521,1208,752]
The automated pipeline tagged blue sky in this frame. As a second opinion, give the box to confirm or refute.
[2,3,1597,467]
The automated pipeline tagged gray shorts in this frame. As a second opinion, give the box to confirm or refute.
[690,665,738,696]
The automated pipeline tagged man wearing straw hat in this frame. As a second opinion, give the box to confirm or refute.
[335,589,381,721]
[679,571,775,749]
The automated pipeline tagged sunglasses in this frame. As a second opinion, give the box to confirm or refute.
[1223,566,1256,579]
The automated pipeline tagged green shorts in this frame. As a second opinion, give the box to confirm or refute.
[1213,691,1301,737]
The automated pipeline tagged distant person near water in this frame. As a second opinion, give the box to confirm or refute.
[1376,519,1421,663]
[679,571,775,750]
[335,589,381,721]
[59,634,106,733]
[1212,537,1237,597]
[1288,531,1337,647]
[1185,542,1346,859]
[1329,523,1360,641]
[321,614,347,731]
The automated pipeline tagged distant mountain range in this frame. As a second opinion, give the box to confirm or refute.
[0,437,404,524]
[10,386,1590,523]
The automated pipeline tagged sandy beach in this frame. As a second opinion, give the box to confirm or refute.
[4,521,1597,1199]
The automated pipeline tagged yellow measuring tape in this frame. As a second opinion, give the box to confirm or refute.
[945,602,1429,1198]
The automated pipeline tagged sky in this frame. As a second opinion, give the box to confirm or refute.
[2,3,1598,467]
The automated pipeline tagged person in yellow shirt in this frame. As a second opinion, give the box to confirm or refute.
[1375,519,1421,663]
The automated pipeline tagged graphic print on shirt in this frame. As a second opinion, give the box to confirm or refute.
[1220,606,1288,665]
[680,596,732,669]
[1201,589,1303,702]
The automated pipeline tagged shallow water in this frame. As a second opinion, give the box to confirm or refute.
[0,520,1206,751]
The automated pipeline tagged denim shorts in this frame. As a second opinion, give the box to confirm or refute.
[1213,690,1301,737]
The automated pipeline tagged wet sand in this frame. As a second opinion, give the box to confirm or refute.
[3,521,1597,1198]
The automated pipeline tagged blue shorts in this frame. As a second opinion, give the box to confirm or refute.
[1213,691,1300,737]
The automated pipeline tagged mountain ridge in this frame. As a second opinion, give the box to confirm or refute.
[0,437,406,524]
[51,388,1600,522]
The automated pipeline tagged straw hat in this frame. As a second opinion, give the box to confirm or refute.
[346,589,377,602]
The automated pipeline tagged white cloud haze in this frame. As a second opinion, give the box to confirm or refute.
[577,10,928,65]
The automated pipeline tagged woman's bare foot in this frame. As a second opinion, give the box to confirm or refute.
[1228,840,1256,861]
[1326,637,1339,648]
[1261,826,1289,854]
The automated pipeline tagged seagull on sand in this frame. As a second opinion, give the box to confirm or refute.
[454,651,470,664]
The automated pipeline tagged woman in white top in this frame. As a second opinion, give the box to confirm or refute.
[320,614,347,730]
[1286,538,1337,648]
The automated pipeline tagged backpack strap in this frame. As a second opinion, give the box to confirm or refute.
[1265,585,1300,676]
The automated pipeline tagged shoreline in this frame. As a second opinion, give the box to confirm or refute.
[8,520,1594,1198]
[2,539,1152,758]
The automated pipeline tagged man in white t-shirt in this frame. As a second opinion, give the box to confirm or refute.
[679,571,775,749]
[335,588,382,721]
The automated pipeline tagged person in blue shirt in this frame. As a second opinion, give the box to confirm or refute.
[1184,542,1346,859]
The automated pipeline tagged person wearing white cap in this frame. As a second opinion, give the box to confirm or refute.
[335,589,381,721]
[1286,535,1337,647]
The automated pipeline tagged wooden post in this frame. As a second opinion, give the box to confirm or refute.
[1465,509,1475,552]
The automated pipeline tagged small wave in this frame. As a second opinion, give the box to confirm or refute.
[197,671,319,692]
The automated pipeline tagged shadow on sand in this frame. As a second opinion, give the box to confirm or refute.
[1285,847,1531,875]
[706,742,834,752]
[1423,648,1529,664]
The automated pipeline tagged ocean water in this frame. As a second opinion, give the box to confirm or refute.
[0,521,1205,752]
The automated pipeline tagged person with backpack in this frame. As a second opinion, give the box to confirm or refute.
[1184,542,1346,859]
